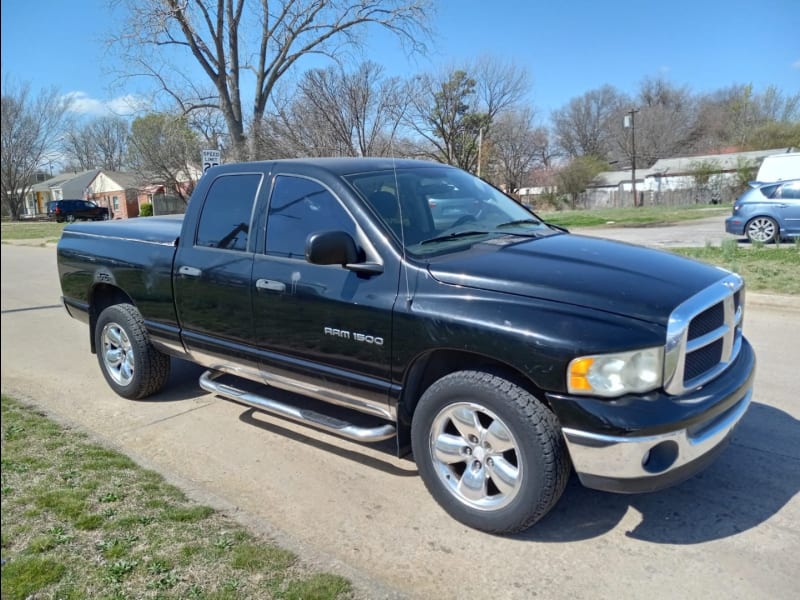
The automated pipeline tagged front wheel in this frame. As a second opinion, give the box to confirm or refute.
[95,303,170,399]
[411,371,570,534]
[746,216,778,243]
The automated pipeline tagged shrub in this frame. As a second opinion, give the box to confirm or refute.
[139,203,154,217]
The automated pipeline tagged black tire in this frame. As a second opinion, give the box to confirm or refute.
[66,214,76,223]
[745,216,778,243]
[94,303,171,399]
[411,371,570,534]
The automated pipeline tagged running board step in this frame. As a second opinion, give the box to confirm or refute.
[199,370,396,442]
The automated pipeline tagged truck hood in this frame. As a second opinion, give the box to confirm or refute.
[426,233,729,326]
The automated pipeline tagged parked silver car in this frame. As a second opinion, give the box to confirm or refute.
[724,179,800,243]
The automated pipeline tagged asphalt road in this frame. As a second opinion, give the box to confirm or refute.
[2,240,799,600]
[571,212,733,248]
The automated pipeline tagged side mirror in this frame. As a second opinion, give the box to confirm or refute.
[305,230,384,275]
[306,230,359,266]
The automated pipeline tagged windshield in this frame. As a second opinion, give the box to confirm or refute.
[345,165,557,256]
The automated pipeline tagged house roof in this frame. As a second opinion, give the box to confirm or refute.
[647,147,793,177]
[588,147,795,188]
[31,169,101,198]
[99,170,143,190]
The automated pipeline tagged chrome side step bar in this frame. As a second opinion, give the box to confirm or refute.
[199,370,396,442]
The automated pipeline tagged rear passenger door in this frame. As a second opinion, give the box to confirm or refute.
[173,171,265,377]
[251,173,399,416]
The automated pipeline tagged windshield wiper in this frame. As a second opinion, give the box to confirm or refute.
[419,230,490,245]
[495,219,541,228]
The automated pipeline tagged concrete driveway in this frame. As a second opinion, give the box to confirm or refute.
[2,242,798,600]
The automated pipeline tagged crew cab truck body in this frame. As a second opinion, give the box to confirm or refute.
[57,158,755,533]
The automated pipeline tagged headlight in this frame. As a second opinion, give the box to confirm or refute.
[567,347,663,397]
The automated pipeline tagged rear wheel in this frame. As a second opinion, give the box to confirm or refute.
[95,303,170,399]
[66,214,76,223]
[411,370,570,534]
[746,216,778,243]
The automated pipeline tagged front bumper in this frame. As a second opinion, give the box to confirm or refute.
[547,338,755,493]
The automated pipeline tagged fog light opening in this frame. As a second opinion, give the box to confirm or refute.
[642,441,679,474]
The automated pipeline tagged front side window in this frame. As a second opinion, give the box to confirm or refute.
[196,173,262,251]
[265,175,357,259]
[346,166,556,256]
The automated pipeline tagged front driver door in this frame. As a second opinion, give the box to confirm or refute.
[251,173,399,419]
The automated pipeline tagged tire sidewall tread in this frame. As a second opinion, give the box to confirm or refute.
[95,303,170,399]
[411,370,570,534]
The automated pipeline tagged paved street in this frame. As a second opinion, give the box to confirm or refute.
[2,241,798,600]
[571,212,733,248]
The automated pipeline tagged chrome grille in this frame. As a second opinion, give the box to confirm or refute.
[664,274,744,395]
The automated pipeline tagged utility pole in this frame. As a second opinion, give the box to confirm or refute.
[477,127,483,177]
[625,108,640,207]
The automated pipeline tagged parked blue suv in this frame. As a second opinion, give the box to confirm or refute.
[725,180,800,243]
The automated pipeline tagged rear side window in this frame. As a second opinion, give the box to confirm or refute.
[196,173,262,251]
[265,175,357,259]
[777,182,800,199]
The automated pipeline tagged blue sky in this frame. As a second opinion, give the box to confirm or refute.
[2,0,799,121]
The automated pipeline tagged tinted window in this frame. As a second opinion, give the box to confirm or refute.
[196,173,262,251]
[777,182,800,199]
[265,176,356,259]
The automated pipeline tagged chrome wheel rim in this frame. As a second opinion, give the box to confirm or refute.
[101,322,134,386]
[429,402,522,511]
[747,218,776,243]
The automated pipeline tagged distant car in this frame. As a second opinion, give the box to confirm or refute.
[725,180,800,243]
[47,199,110,223]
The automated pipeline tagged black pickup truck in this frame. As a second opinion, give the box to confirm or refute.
[57,158,755,533]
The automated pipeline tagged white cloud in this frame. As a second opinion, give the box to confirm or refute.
[793,59,800,69]
[63,91,150,117]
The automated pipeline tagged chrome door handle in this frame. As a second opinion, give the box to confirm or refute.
[178,265,202,277]
[255,279,286,292]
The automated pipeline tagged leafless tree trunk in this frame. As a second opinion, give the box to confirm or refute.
[1,77,72,219]
[113,0,431,161]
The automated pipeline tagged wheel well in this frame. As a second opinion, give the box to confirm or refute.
[395,349,551,456]
[88,284,134,353]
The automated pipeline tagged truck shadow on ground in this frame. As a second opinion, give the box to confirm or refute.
[519,401,799,544]
[151,363,797,544]
[147,359,416,477]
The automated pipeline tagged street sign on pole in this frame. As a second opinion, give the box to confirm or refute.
[202,149,221,174]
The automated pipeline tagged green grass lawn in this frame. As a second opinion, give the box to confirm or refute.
[1,221,65,242]
[0,395,351,600]
[539,204,730,228]
[671,240,800,295]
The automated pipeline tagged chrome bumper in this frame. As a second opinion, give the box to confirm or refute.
[562,389,752,493]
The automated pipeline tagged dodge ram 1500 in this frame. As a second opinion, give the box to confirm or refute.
[57,158,755,533]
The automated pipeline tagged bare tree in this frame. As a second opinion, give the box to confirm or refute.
[607,77,698,168]
[113,0,432,161]
[487,108,545,195]
[257,61,407,158]
[1,77,72,219]
[406,59,529,171]
[552,85,625,160]
[64,116,130,171]
[693,84,800,151]
[128,112,201,202]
